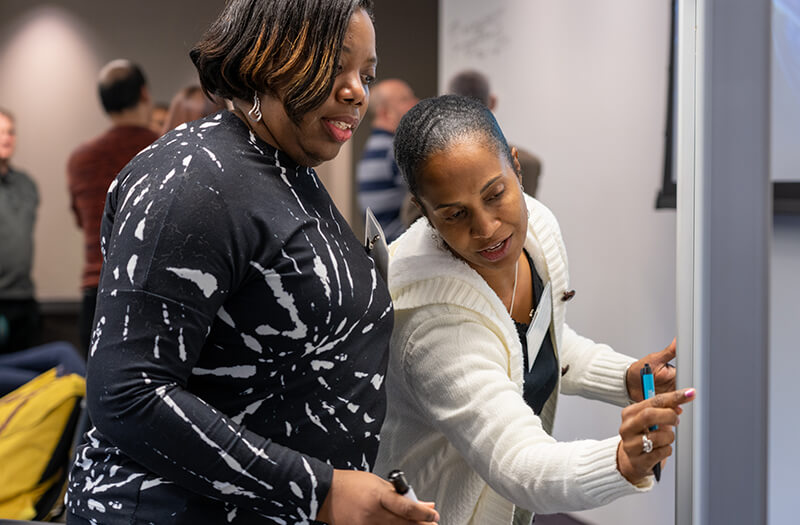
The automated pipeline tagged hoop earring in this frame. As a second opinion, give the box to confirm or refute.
[248,92,262,122]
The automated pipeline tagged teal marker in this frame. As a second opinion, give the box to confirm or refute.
[640,363,660,481]
[641,364,657,430]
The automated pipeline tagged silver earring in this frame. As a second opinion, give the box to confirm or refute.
[248,92,262,122]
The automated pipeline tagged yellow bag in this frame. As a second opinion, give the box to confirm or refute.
[0,368,85,520]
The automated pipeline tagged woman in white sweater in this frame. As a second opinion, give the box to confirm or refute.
[374,95,695,525]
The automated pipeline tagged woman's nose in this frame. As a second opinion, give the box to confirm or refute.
[336,73,367,107]
[471,210,499,239]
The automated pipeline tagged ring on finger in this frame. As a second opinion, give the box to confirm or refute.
[642,434,654,454]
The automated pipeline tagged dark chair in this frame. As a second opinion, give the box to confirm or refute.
[33,398,90,521]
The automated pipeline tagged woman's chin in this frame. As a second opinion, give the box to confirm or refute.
[302,143,345,167]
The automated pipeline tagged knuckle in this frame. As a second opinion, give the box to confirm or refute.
[620,423,638,439]
[641,407,657,422]
[397,498,413,517]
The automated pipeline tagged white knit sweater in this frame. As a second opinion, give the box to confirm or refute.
[374,195,651,525]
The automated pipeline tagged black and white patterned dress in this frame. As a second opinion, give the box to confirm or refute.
[66,111,393,524]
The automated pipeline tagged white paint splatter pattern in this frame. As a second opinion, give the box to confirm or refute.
[154,385,273,495]
[134,218,146,240]
[166,267,218,298]
[126,255,137,285]
[250,262,307,340]
[178,327,186,361]
[192,365,257,378]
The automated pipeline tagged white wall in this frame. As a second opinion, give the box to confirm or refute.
[441,1,676,524]
[0,1,225,301]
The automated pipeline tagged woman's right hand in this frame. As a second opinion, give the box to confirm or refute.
[316,469,439,525]
[616,388,696,484]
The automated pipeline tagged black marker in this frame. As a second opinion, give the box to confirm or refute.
[640,363,661,482]
[388,469,418,502]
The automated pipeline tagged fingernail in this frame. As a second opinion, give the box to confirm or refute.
[685,388,696,398]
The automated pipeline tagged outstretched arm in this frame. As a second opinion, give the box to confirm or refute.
[398,311,650,515]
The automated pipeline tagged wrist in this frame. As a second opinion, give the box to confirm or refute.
[316,466,337,524]
[625,363,635,403]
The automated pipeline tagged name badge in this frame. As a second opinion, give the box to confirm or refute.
[526,281,552,372]
[364,208,389,284]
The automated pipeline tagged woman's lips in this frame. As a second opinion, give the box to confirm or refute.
[478,236,511,261]
[323,118,356,142]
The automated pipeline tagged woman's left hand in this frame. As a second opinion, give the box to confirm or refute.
[626,338,677,402]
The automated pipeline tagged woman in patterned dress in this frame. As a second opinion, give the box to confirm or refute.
[66,1,438,524]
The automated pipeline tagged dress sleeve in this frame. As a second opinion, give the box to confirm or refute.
[86,173,332,521]
[558,324,637,407]
[398,309,649,514]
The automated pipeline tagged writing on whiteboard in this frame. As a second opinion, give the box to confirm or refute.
[447,6,508,60]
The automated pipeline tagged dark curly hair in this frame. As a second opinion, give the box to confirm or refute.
[190,0,374,125]
[393,94,514,199]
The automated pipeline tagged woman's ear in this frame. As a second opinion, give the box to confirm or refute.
[511,146,523,184]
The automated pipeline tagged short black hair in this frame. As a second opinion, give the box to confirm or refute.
[447,70,491,107]
[393,94,514,199]
[190,0,374,125]
[98,62,147,114]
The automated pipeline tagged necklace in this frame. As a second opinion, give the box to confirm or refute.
[508,260,519,315]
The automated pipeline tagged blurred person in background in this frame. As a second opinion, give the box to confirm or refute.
[66,59,159,353]
[356,78,417,241]
[0,108,40,355]
[148,101,169,135]
[161,84,226,134]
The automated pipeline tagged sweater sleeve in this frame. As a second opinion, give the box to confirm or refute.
[399,309,650,514]
[85,172,332,522]
[558,324,637,407]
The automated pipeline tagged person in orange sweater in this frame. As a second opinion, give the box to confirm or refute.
[66,59,158,352]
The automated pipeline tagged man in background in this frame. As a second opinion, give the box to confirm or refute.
[448,69,543,197]
[0,108,40,354]
[67,59,158,352]
[356,79,418,242]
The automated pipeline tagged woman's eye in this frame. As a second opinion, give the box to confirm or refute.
[445,210,465,222]
[362,74,376,86]
[335,64,344,75]
[489,189,505,201]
